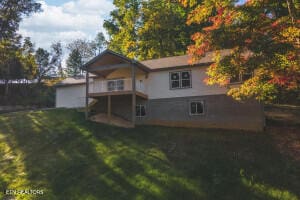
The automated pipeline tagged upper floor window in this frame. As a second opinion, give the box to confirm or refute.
[107,79,124,91]
[230,72,253,84]
[170,71,192,89]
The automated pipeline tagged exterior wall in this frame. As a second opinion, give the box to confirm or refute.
[136,94,265,131]
[92,94,265,131]
[56,84,86,108]
[147,66,227,99]
[92,95,133,121]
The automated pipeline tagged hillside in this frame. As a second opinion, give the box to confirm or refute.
[0,109,299,200]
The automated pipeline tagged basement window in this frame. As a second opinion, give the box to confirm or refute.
[190,101,204,115]
[136,105,146,117]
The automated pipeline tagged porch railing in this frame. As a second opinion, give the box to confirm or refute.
[90,78,146,94]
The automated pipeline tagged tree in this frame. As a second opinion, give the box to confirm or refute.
[104,0,198,60]
[104,0,141,58]
[91,32,106,55]
[0,0,40,96]
[66,39,96,77]
[180,0,300,102]
[0,0,41,40]
[22,37,37,81]
[23,37,35,55]
[50,42,64,78]
[66,49,83,77]
[35,48,51,83]
[67,39,95,63]
[137,0,196,59]
[0,37,36,96]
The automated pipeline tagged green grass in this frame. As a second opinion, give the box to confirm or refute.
[0,109,299,200]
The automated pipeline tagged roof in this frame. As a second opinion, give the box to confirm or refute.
[141,49,232,71]
[55,77,86,87]
[82,49,150,73]
[60,49,232,86]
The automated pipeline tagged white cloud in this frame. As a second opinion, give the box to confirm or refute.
[19,0,114,50]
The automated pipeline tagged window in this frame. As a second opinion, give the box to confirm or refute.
[230,72,253,84]
[170,71,191,89]
[107,79,124,91]
[136,105,146,117]
[190,101,204,115]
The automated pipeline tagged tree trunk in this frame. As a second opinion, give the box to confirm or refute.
[286,0,295,25]
[4,79,9,98]
[286,0,299,47]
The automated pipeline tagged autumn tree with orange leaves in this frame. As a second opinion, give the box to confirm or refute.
[180,0,299,103]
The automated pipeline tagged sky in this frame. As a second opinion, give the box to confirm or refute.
[18,0,114,51]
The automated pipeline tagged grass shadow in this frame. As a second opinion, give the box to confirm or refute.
[0,108,299,200]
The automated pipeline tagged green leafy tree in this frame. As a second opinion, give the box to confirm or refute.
[0,37,36,96]
[0,0,41,40]
[0,0,40,96]
[66,39,96,76]
[50,42,64,78]
[104,0,198,60]
[35,48,51,83]
[67,39,95,63]
[137,0,197,59]
[104,0,141,58]
[180,0,300,102]
[66,49,83,77]
[91,32,107,55]
[22,37,37,80]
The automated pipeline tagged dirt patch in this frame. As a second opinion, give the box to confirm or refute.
[90,113,134,128]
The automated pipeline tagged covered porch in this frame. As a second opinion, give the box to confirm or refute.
[82,50,150,127]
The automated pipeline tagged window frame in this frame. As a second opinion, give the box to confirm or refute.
[136,104,146,117]
[189,101,205,116]
[169,70,192,90]
[229,72,254,84]
[107,79,125,91]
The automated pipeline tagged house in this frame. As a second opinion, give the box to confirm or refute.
[56,49,265,131]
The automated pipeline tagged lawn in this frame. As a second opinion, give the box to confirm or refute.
[0,109,299,200]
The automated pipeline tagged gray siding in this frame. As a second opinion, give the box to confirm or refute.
[136,94,265,131]
[93,94,265,131]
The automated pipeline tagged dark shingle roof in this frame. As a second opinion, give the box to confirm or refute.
[141,49,232,70]
[58,49,233,86]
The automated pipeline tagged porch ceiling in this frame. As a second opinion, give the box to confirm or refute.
[82,49,150,74]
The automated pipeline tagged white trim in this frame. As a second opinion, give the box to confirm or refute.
[189,101,205,116]
[136,104,146,117]
[170,70,192,90]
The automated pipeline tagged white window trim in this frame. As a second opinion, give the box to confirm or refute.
[107,79,125,91]
[229,72,254,84]
[170,70,192,90]
[136,104,146,117]
[189,101,205,116]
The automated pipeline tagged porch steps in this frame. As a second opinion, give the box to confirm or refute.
[88,99,98,109]
[90,113,134,128]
